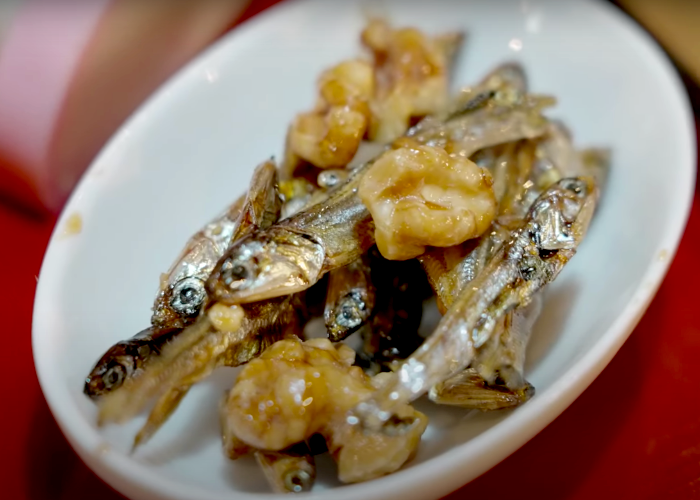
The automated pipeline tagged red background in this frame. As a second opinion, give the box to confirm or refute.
[3,1,699,498]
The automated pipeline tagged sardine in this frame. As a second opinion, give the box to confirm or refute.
[84,161,280,399]
[352,177,598,430]
[99,297,299,437]
[108,175,326,448]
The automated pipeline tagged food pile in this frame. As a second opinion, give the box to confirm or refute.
[84,19,609,493]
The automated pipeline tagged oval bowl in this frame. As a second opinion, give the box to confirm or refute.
[33,0,695,499]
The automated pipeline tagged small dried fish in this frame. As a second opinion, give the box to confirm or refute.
[97,162,293,445]
[451,62,529,114]
[207,165,375,305]
[207,84,551,305]
[419,221,513,315]
[325,256,375,342]
[152,160,280,329]
[408,91,554,160]
[98,298,299,440]
[352,177,599,430]
[421,115,606,314]
[84,160,279,399]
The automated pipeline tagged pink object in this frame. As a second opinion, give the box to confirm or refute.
[0,0,250,212]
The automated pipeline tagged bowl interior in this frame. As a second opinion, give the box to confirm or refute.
[33,1,694,499]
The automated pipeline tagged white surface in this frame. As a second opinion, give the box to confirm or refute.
[32,0,695,499]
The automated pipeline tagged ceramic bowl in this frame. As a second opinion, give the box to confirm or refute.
[33,0,695,499]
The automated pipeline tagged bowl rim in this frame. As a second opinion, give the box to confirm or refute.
[32,0,697,499]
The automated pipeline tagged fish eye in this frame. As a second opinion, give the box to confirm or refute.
[104,366,125,388]
[231,264,249,280]
[170,277,206,316]
[335,292,365,329]
[338,304,362,329]
[561,178,587,196]
[284,470,312,493]
[221,259,254,290]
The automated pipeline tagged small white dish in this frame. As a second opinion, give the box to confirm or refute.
[33,0,695,499]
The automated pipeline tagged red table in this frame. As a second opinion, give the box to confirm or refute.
[2,2,699,499]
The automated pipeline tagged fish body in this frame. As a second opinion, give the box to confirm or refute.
[474,294,543,389]
[353,177,598,430]
[152,160,280,328]
[207,165,375,305]
[84,161,280,398]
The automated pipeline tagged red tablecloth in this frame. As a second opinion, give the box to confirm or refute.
[2,2,699,499]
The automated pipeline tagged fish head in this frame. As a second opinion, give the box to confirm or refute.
[83,325,179,399]
[529,176,598,253]
[325,290,369,341]
[84,357,131,399]
[151,276,207,328]
[281,463,315,493]
[207,229,325,304]
[83,339,145,399]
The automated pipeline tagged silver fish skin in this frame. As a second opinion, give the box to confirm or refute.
[317,168,349,190]
[152,160,280,328]
[352,177,598,431]
[206,85,554,306]
[408,62,550,160]
[435,118,607,306]
[473,294,543,390]
[451,62,529,114]
[85,160,280,399]
[83,326,180,399]
[206,151,376,305]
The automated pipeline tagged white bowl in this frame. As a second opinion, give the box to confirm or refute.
[33,0,695,499]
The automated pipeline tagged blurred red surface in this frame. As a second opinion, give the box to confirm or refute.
[2,1,699,499]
